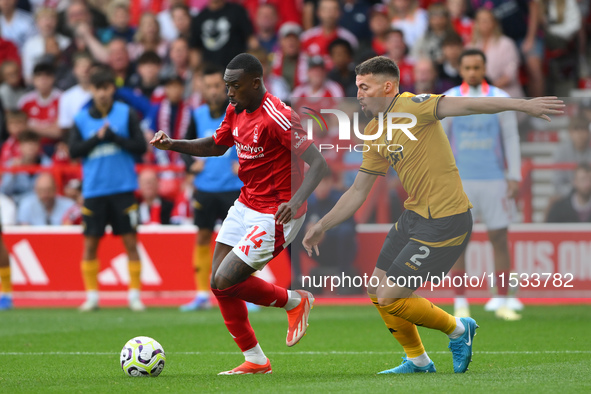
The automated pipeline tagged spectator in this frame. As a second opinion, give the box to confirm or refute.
[468,8,524,98]
[17,172,75,225]
[412,3,456,64]
[58,0,108,39]
[437,33,464,88]
[68,67,147,312]
[0,0,37,50]
[254,3,279,53]
[0,130,52,204]
[540,0,581,49]
[340,0,373,47]
[21,7,71,86]
[189,0,253,68]
[553,116,591,196]
[1,109,27,164]
[57,52,93,132]
[389,0,428,49]
[292,56,344,100]
[158,0,189,42]
[327,38,357,96]
[301,0,358,66]
[412,57,449,94]
[249,48,290,103]
[547,164,591,223]
[0,60,26,111]
[96,0,135,44]
[128,13,169,62]
[137,169,174,225]
[170,3,192,41]
[108,39,133,87]
[271,22,306,90]
[17,62,62,153]
[385,29,415,91]
[467,0,544,97]
[161,37,193,97]
[368,5,390,56]
[129,51,165,102]
[446,0,472,44]
[147,74,192,166]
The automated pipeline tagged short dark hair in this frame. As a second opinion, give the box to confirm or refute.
[459,48,486,65]
[328,38,353,58]
[18,130,40,143]
[442,33,463,47]
[90,68,116,88]
[355,56,400,80]
[33,62,56,76]
[226,53,263,77]
[137,50,162,66]
[202,64,224,77]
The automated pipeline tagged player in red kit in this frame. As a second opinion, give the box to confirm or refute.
[151,53,328,375]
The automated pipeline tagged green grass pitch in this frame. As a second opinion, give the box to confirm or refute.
[1,305,590,392]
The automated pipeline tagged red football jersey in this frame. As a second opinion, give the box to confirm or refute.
[213,92,313,218]
[18,89,60,126]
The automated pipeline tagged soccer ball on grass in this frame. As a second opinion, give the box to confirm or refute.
[120,336,166,377]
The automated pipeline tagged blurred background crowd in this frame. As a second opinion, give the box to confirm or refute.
[0,0,590,231]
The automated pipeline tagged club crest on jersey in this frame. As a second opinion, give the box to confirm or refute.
[233,127,239,137]
[253,124,259,143]
[412,94,431,103]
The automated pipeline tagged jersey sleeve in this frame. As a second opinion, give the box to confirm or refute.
[398,93,444,125]
[359,146,390,176]
[212,107,235,147]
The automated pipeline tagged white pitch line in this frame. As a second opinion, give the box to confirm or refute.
[1,350,590,356]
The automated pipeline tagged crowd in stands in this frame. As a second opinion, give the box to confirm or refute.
[0,0,591,226]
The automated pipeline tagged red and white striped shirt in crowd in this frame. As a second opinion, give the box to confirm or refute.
[17,88,61,127]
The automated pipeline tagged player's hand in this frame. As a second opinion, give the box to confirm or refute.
[275,202,298,225]
[150,130,173,150]
[97,123,109,140]
[507,180,520,199]
[302,222,324,257]
[522,97,565,122]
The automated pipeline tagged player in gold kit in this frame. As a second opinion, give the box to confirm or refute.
[303,56,564,374]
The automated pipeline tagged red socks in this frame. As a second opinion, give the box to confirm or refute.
[212,289,258,352]
[212,276,289,352]
[217,276,288,307]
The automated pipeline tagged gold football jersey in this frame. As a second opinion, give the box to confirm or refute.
[359,92,472,219]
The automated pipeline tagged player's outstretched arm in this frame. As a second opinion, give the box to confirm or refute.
[302,171,377,256]
[150,130,229,157]
[275,144,328,225]
[436,96,565,122]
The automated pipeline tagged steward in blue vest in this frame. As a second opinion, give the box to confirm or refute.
[67,67,147,313]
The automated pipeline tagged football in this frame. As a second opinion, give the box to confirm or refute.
[120,336,166,377]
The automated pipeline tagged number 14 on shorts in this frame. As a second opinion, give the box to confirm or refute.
[238,226,267,256]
